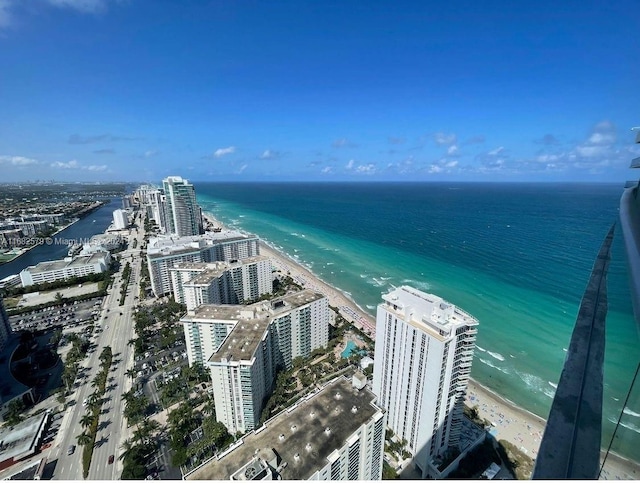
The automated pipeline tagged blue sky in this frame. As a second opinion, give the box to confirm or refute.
[1,0,639,183]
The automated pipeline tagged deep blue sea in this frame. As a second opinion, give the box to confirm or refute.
[196,182,640,462]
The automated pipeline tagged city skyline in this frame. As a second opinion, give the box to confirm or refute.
[1,0,639,183]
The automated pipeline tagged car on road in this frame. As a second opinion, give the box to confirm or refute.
[82,398,87,406]
[67,445,75,455]
[108,455,115,464]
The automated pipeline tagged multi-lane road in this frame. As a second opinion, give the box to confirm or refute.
[48,216,145,480]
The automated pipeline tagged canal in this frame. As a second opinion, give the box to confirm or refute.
[0,198,125,280]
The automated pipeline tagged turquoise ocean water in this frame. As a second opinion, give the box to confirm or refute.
[196,182,640,462]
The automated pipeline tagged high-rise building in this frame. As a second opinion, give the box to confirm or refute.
[148,189,168,233]
[112,209,129,230]
[162,176,203,237]
[0,298,12,352]
[372,285,478,479]
[170,256,272,310]
[184,376,386,481]
[146,231,260,297]
[185,290,329,434]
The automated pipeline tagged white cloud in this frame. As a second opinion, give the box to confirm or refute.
[214,146,236,158]
[447,145,459,155]
[51,159,107,171]
[236,164,248,174]
[321,166,333,174]
[433,132,457,146]
[345,159,355,170]
[487,146,504,156]
[428,165,444,174]
[386,156,414,175]
[144,150,158,158]
[51,160,79,169]
[535,153,563,163]
[445,160,458,168]
[355,163,376,174]
[0,155,39,166]
[259,149,279,160]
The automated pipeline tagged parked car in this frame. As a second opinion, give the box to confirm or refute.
[68,445,75,455]
[108,455,115,464]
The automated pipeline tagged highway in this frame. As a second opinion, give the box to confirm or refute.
[48,213,145,480]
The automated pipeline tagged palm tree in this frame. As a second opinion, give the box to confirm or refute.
[76,432,93,447]
[121,389,135,403]
[125,368,136,381]
[79,413,93,429]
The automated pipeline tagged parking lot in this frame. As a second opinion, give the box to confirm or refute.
[8,297,105,334]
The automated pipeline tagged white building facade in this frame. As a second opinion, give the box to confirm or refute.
[170,256,272,311]
[146,232,260,297]
[372,285,478,479]
[19,252,111,286]
[112,209,129,230]
[199,291,329,434]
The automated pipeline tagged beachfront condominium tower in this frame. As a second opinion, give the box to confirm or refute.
[146,231,260,297]
[170,256,272,310]
[162,176,203,237]
[200,290,329,434]
[372,285,478,479]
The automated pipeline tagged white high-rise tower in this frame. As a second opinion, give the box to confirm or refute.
[372,285,478,479]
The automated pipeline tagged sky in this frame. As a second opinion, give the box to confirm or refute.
[0,0,639,183]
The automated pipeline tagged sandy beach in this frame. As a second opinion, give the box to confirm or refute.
[203,212,639,479]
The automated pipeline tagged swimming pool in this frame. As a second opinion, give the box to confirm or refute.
[341,340,358,359]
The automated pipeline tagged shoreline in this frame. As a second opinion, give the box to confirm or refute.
[202,211,639,478]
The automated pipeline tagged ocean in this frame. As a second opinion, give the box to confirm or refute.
[196,181,640,463]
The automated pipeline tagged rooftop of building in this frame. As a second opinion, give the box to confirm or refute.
[381,285,478,339]
[197,290,325,363]
[185,376,383,480]
[21,251,109,274]
[147,230,258,257]
[185,256,270,285]
[0,412,49,464]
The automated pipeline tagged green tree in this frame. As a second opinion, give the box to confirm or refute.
[76,432,93,447]
[79,413,93,429]
[4,399,25,426]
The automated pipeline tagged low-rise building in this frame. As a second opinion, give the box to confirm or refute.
[0,412,50,471]
[185,376,386,481]
[19,251,111,286]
